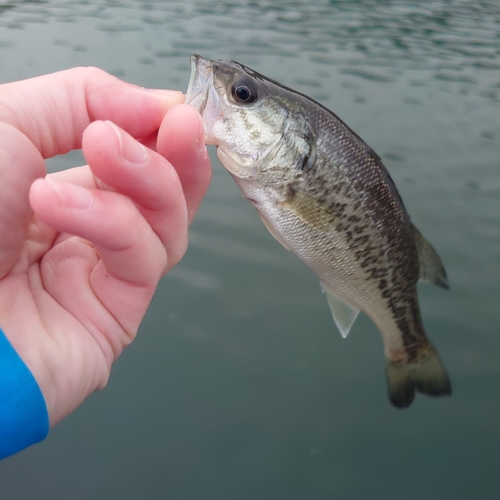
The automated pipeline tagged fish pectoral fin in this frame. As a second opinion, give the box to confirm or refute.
[412,224,449,290]
[258,212,291,251]
[320,282,360,338]
[280,189,337,232]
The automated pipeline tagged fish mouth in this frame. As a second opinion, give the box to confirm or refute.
[185,54,221,145]
[185,54,211,114]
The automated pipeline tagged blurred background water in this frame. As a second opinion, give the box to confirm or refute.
[0,0,499,498]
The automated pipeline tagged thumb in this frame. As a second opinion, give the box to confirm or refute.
[0,122,46,278]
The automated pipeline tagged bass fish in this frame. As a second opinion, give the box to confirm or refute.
[185,54,452,408]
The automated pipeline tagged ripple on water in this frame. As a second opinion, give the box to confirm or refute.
[338,67,397,83]
[137,56,155,65]
[95,23,142,32]
[11,14,48,24]
[142,15,166,25]
[293,77,322,88]
[433,72,478,84]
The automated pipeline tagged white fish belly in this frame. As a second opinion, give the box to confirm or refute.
[234,177,405,353]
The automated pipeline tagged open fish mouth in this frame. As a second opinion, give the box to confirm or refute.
[185,54,211,113]
[185,54,222,144]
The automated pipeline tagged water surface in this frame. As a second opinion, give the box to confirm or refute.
[1,1,499,499]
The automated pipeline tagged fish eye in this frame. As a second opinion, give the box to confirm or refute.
[231,79,258,104]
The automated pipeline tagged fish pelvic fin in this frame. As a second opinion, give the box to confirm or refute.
[413,225,449,290]
[321,283,360,338]
[385,343,452,409]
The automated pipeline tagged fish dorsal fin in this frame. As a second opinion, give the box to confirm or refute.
[321,282,360,338]
[412,225,449,290]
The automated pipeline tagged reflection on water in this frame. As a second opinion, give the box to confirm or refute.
[1,1,499,499]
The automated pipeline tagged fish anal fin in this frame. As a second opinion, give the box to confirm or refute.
[413,224,450,290]
[320,282,359,338]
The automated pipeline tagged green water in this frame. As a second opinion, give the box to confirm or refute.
[1,1,499,498]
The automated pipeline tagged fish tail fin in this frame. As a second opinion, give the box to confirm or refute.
[385,343,452,409]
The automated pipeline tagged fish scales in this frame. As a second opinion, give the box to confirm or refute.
[186,55,452,408]
[292,99,424,345]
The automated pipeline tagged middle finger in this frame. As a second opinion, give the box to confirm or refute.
[82,120,189,270]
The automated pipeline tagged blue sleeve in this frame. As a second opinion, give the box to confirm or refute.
[0,328,49,460]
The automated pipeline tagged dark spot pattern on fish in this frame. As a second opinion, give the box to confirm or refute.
[291,104,426,354]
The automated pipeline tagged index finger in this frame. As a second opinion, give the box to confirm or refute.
[0,67,184,159]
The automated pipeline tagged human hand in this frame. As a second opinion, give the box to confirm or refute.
[0,68,211,426]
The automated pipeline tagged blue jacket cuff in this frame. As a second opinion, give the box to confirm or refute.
[0,328,49,459]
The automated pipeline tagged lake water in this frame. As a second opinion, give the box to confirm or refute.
[1,1,499,498]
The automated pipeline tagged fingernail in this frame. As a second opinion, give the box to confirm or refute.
[46,178,93,210]
[105,120,148,165]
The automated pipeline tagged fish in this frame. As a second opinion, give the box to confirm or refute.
[185,54,452,408]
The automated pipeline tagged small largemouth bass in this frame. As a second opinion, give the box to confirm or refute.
[186,55,451,408]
